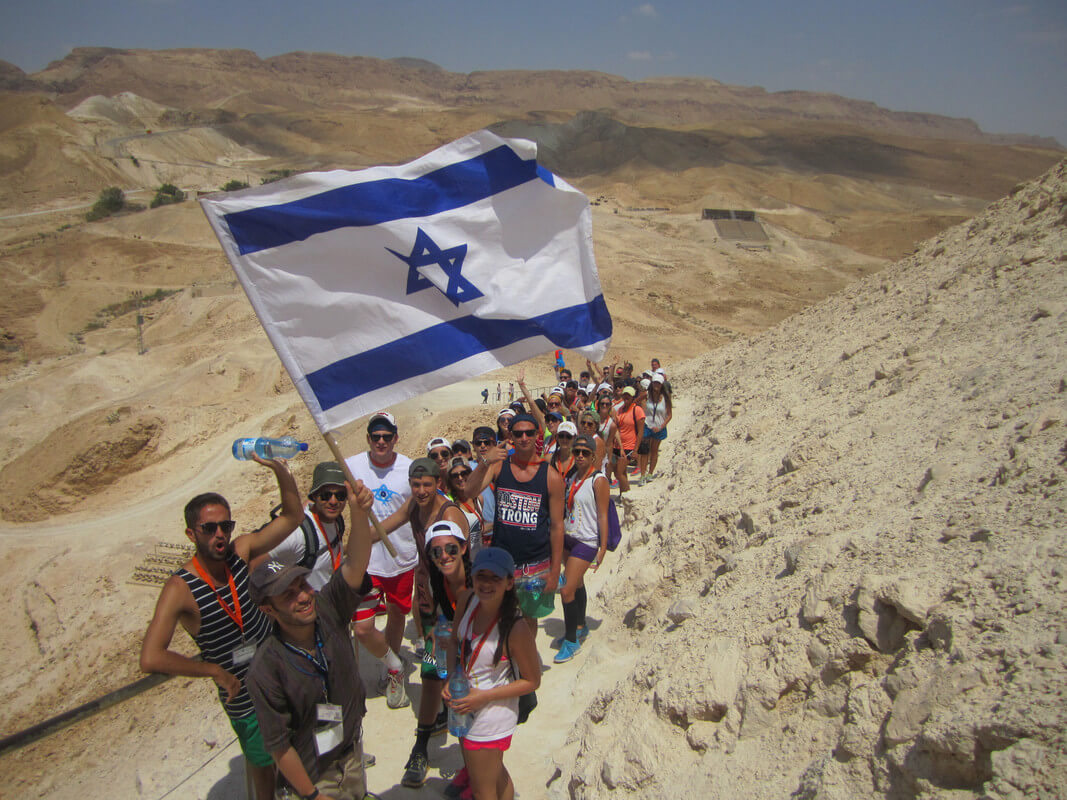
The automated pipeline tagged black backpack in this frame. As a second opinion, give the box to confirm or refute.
[269,505,344,569]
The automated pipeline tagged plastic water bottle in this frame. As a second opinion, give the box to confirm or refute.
[232,436,309,460]
[432,615,451,680]
[447,667,474,738]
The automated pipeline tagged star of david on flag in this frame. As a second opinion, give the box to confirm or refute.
[199,130,612,432]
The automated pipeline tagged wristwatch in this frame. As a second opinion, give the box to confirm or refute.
[300,789,319,800]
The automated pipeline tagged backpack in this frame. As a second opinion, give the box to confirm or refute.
[270,505,344,569]
[606,496,622,552]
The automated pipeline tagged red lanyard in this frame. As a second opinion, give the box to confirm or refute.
[566,469,593,514]
[192,556,244,634]
[459,499,483,532]
[554,455,574,479]
[309,508,342,571]
[462,612,500,677]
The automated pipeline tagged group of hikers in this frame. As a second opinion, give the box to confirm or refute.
[140,355,672,800]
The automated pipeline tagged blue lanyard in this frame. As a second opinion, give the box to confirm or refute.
[282,626,329,700]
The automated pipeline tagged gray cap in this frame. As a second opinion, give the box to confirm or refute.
[250,559,311,605]
[409,457,441,478]
[309,461,346,496]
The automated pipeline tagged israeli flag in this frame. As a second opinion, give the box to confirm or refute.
[200,130,612,432]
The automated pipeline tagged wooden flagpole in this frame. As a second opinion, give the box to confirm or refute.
[323,429,397,559]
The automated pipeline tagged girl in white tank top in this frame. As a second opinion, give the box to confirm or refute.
[445,547,541,800]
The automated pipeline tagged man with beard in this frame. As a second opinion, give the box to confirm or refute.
[246,479,379,800]
[269,461,349,590]
[140,454,304,800]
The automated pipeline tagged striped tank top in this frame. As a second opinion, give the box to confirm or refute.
[176,551,272,720]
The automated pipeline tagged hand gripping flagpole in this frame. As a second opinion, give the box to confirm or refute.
[323,430,398,559]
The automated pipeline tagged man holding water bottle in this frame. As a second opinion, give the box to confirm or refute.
[466,413,564,637]
[140,452,305,800]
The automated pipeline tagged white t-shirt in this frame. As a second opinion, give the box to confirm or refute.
[345,451,418,577]
[269,505,344,591]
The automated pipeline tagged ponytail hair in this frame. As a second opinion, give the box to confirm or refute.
[492,582,521,666]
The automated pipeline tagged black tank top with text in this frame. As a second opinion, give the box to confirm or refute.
[492,459,551,567]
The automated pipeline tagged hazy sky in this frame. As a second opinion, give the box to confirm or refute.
[2,0,1065,145]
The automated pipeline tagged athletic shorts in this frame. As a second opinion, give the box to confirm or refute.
[642,425,667,441]
[229,711,274,768]
[564,534,598,563]
[462,735,512,752]
[612,447,635,463]
[514,559,555,619]
[352,569,414,622]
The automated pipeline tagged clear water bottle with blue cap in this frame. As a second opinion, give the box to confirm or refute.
[432,614,451,679]
[232,436,309,460]
[447,667,474,738]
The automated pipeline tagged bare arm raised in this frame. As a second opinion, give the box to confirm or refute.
[232,454,304,563]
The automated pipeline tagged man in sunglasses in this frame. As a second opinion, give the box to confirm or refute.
[140,454,304,800]
[467,413,564,635]
[269,461,350,591]
[345,411,415,711]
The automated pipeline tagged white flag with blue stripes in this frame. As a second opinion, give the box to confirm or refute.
[200,130,612,432]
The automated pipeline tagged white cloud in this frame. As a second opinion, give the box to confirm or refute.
[627,50,653,61]
[635,4,658,17]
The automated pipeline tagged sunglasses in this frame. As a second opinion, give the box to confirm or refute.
[573,449,594,457]
[198,520,236,535]
[556,433,574,440]
[369,432,394,442]
[316,489,347,502]
[511,428,538,438]
[430,450,451,460]
[473,438,495,446]
[581,421,597,427]
[450,469,472,480]
[547,401,562,408]
[430,542,461,559]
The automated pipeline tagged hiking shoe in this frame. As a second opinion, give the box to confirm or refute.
[443,768,470,799]
[385,670,410,709]
[401,751,429,788]
[553,638,581,663]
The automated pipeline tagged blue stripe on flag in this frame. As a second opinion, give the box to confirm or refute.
[307,295,612,411]
[225,145,539,255]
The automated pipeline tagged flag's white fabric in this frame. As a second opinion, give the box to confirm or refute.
[200,130,612,432]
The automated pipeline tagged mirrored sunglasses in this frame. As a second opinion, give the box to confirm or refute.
[430,542,461,560]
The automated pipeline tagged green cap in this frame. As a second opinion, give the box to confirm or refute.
[409,457,441,479]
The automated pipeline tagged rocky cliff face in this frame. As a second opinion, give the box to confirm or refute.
[553,161,1067,798]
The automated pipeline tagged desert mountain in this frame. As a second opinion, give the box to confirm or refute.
[0,45,1064,799]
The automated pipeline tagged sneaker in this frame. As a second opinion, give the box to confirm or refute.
[431,707,449,735]
[385,670,410,709]
[443,767,470,799]
[363,751,376,768]
[553,638,581,663]
[610,477,619,488]
[577,625,589,643]
[401,751,429,788]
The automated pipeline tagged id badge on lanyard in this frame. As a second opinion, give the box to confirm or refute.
[314,704,344,755]
[231,639,256,666]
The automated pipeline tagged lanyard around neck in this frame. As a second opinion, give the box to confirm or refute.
[192,556,244,634]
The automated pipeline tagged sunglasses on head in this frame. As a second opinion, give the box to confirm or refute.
[199,520,236,535]
[369,432,394,442]
[316,489,347,502]
[511,428,538,438]
[430,542,461,559]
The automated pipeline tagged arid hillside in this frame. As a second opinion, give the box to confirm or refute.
[0,47,1063,799]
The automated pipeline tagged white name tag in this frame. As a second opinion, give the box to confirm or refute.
[231,641,256,666]
[316,703,343,724]
[314,722,343,755]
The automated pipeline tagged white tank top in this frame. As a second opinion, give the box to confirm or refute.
[456,596,519,741]
[565,471,607,546]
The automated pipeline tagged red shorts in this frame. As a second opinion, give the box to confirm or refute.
[461,735,512,752]
[352,569,414,622]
